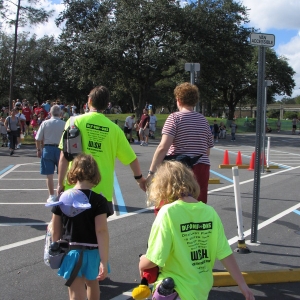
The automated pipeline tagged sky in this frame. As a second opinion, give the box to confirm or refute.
[2,0,300,99]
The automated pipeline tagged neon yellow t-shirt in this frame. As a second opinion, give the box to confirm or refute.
[146,201,232,300]
[59,112,137,202]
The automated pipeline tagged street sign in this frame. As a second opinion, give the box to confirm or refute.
[185,63,200,72]
[250,33,275,47]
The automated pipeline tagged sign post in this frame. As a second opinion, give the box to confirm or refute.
[249,33,275,243]
[185,63,200,112]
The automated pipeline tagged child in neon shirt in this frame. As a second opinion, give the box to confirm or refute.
[139,161,254,300]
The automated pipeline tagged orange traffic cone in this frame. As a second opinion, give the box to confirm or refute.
[248,152,255,170]
[236,151,243,165]
[222,150,230,165]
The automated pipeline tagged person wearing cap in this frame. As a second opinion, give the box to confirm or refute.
[57,85,146,214]
[35,105,66,203]
[47,154,111,299]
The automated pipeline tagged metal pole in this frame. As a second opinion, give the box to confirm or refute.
[251,46,266,243]
[190,63,195,85]
[261,82,267,173]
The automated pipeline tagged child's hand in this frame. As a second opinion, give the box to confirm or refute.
[239,282,255,300]
[97,262,108,281]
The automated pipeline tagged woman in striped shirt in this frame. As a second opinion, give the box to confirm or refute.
[147,82,213,204]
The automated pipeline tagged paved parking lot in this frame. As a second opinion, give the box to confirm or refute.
[0,132,300,299]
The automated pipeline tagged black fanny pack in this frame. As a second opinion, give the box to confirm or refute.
[163,154,202,168]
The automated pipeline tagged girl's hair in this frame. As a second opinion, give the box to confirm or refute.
[147,161,200,207]
[67,154,101,186]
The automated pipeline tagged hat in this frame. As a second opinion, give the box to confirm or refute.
[45,189,91,217]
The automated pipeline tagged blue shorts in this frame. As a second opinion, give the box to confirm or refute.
[40,146,60,175]
[58,249,110,281]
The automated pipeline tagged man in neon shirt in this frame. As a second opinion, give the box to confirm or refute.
[57,86,146,214]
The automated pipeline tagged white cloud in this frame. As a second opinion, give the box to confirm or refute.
[1,0,63,38]
[242,0,300,98]
[242,0,300,31]
[278,34,300,97]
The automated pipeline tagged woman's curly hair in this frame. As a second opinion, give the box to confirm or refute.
[174,82,199,107]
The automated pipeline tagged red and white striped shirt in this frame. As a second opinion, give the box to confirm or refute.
[162,111,214,165]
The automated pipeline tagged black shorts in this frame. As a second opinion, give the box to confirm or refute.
[124,127,132,134]
[16,128,21,137]
[293,125,296,129]
[26,121,30,126]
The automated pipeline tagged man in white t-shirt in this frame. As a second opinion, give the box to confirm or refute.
[124,114,135,142]
[149,111,157,139]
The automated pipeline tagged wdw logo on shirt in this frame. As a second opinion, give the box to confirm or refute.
[180,222,212,232]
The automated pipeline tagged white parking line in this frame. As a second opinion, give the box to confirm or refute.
[0,207,153,251]
[0,189,49,190]
[0,178,55,180]
[0,203,47,205]
[0,165,19,179]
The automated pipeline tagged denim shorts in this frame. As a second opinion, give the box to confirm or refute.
[40,146,60,175]
[58,249,110,281]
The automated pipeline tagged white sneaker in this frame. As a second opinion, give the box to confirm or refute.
[46,195,57,203]
[17,144,21,149]
[140,141,145,146]
[143,142,148,146]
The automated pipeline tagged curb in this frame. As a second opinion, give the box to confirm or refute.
[219,164,279,169]
[213,268,300,286]
[208,178,220,184]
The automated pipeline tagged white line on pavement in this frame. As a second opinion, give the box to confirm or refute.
[0,189,50,190]
[0,203,47,205]
[208,165,300,194]
[0,165,19,179]
[228,202,300,245]
[0,178,56,180]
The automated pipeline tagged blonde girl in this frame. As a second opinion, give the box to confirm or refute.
[140,161,255,300]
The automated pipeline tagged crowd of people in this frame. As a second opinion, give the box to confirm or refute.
[1,84,255,299]
[0,99,80,154]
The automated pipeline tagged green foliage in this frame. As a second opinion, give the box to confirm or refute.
[283,111,298,120]
[267,109,279,119]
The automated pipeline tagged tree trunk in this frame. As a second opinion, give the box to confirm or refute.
[9,0,21,111]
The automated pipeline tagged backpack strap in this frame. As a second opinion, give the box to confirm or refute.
[65,250,83,287]
[69,116,75,127]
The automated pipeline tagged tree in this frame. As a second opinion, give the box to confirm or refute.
[56,0,188,117]
[0,0,53,109]
[0,32,13,105]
